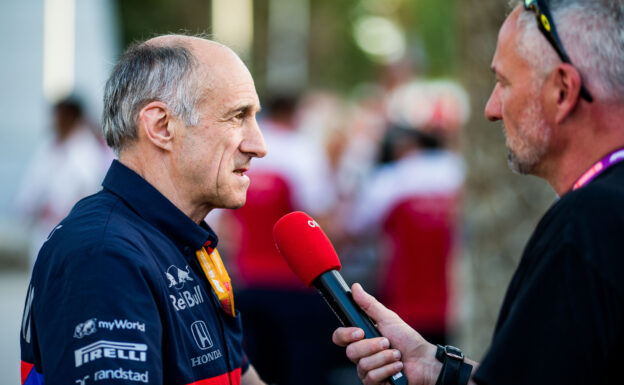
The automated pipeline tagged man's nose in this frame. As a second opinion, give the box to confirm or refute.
[243,119,267,158]
[485,85,502,122]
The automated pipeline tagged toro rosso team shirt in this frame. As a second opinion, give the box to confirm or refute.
[20,160,249,385]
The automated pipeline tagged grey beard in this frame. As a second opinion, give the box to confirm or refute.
[507,148,537,175]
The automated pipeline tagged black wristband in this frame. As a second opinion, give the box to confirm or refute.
[458,361,473,385]
[434,345,472,385]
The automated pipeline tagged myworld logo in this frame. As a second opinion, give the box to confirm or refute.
[98,319,146,333]
[74,318,97,339]
[73,319,146,339]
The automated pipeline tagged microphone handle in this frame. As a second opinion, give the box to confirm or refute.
[313,270,408,385]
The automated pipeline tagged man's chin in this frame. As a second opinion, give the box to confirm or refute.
[507,151,535,175]
[222,197,246,210]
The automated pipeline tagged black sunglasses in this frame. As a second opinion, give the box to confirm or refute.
[524,0,593,102]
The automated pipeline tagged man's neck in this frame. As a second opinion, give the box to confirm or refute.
[544,103,624,195]
[119,151,209,224]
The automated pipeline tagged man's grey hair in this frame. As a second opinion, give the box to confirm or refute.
[513,0,624,101]
[102,42,203,154]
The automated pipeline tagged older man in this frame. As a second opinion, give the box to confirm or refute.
[333,1,624,384]
[20,36,268,385]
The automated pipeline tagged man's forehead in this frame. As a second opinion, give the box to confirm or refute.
[147,35,259,114]
[500,7,522,42]
[223,86,261,112]
[177,38,257,110]
[195,45,251,85]
[491,8,522,69]
[202,68,260,116]
[190,39,231,63]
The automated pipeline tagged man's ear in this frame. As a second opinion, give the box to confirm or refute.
[138,101,175,151]
[550,63,583,124]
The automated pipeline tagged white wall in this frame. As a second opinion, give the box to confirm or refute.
[0,0,47,221]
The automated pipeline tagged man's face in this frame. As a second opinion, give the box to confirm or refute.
[485,9,552,175]
[173,46,266,213]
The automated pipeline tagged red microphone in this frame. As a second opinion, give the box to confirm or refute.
[273,211,407,385]
[272,211,341,286]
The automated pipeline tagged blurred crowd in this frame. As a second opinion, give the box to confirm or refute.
[15,62,469,385]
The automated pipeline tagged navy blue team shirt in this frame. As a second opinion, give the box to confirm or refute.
[21,159,249,385]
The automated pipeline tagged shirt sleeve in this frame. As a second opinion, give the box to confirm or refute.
[473,242,624,385]
[26,240,164,385]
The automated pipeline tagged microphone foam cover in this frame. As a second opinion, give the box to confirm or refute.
[273,211,341,287]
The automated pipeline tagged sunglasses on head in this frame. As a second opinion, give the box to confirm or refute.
[523,0,593,102]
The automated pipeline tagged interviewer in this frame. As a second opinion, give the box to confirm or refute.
[333,1,624,384]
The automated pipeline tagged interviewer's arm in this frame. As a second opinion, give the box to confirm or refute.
[332,283,479,385]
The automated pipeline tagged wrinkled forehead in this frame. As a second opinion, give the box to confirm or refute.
[187,41,259,115]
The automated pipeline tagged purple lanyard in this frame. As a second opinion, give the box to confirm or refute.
[572,148,624,190]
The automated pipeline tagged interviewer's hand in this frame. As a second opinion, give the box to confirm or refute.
[332,283,442,385]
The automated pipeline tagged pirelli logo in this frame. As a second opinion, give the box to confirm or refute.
[74,340,147,367]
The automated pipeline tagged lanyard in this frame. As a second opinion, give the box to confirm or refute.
[196,243,236,317]
[572,148,624,190]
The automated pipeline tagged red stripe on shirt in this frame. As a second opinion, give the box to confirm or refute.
[21,361,34,385]
[186,367,242,385]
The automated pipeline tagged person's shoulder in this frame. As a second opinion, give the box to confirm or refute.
[65,189,143,236]
[558,167,624,225]
[31,196,158,300]
[550,169,624,293]
[37,190,150,268]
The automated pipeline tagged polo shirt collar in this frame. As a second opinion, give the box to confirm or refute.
[102,160,218,254]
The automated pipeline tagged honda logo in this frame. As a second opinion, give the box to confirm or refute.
[190,321,213,350]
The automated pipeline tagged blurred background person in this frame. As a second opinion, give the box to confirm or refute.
[14,97,113,267]
[216,93,347,385]
[345,80,469,345]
